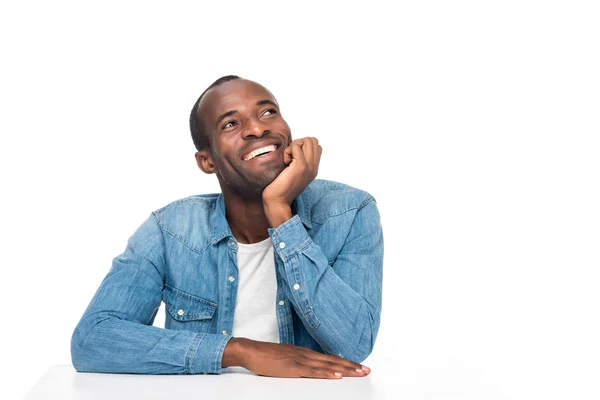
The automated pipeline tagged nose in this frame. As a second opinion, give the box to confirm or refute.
[242,117,268,139]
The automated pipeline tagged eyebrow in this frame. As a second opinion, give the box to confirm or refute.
[214,99,279,128]
[256,99,278,107]
[214,110,237,128]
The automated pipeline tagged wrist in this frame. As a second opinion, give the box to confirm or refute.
[263,201,292,228]
[222,337,248,368]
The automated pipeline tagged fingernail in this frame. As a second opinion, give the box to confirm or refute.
[361,365,371,373]
[334,372,342,377]
[355,368,365,373]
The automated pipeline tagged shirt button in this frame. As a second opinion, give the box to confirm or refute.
[228,241,235,248]
[279,242,286,249]
[293,283,300,290]
[228,276,235,282]
[222,330,228,335]
[177,309,184,316]
[278,300,285,306]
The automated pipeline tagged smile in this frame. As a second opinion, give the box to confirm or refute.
[242,145,278,161]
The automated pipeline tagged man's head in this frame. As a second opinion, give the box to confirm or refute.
[190,76,292,200]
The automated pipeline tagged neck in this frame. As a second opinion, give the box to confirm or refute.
[221,188,271,244]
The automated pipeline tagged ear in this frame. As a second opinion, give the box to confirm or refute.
[195,150,216,174]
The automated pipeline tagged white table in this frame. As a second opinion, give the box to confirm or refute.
[23,357,506,400]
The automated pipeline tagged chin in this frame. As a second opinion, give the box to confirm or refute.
[253,171,279,190]
[223,163,286,200]
[246,166,284,194]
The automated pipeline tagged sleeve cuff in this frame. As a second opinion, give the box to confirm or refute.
[268,215,312,262]
[188,333,233,374]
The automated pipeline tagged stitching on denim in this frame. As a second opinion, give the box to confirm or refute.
[281,236,312,261]
[184,333,204,374]
[297,251,321,329]
[164,303,216,321]
[75,310,138,350]
[286,254,320,329]
[149,213,167,279]
[276,220,311,261]
[164,284,218,308]
[154,197,217,216]
[319,180,347,190]
[297,237,312,253]
[214,335,230,373]
[312,205,358,224]
[339,198,379,250]
[275,215,301,237]
[311,195,374,224]
[162,228,211,254]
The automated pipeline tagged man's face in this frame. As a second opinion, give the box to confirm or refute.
[197,79,292,199]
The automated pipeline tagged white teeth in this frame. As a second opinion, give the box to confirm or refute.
[243,145,277,161]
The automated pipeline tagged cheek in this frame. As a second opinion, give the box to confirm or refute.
[216,147,243,173]
[277,120,292,140]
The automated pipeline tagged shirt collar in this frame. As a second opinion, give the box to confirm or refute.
[211,186,313,245]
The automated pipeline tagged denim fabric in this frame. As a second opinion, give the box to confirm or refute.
[71,179,384,374]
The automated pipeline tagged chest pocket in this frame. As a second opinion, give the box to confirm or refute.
[163,285,218,333]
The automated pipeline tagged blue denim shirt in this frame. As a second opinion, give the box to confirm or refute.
[71,179,384,374]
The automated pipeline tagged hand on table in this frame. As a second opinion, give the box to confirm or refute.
[222,337,370,379]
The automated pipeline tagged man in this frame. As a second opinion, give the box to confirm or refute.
[71,76,384,379]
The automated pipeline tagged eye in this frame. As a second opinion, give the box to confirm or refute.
[222,120,237,130]
[262,108,278,117]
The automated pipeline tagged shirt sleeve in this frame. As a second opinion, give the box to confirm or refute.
[70,213,232,374]
[268,198,384,363]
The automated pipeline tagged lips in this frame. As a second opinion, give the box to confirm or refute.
[242,144,279,161]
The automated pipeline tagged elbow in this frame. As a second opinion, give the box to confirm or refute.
[332,324,377,364]
[349,311,379,363]
[347,341,374,364]
[71,323,88,372]
[71,316,94,372]
[71,338,87,372]
[70,313,112,372]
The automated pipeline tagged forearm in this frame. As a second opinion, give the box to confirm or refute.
[71,213,233,374]
[267,202,383,362]
[276,240,380,361]
[263,201,292,228]
[71,311,232,374]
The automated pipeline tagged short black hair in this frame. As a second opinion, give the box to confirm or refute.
[189,75,241,151]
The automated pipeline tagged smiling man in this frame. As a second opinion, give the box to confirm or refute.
[71,75,384,379]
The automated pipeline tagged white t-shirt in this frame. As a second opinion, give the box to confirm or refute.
[231,237,280,343]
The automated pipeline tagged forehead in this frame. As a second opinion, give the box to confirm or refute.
[198,79,278,124]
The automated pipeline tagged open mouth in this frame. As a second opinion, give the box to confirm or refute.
[242,144,278,161]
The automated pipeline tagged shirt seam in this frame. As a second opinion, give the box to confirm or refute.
[311,195,375,224]
[184,333,204,374]
[161,228,211,254]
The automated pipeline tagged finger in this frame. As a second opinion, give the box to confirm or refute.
[302,137,321,170]
[312,139,322,170]
[297,365,343,380]
[300,137,314,163]
[285,141,307,165]
[289,138,305,149]
[283,141,301,165]
[298,350,367,371]
[298,358,367,377]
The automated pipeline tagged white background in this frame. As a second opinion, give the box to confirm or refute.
[1,1,599,399]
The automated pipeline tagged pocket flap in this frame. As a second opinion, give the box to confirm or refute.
[163,285,217,321]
